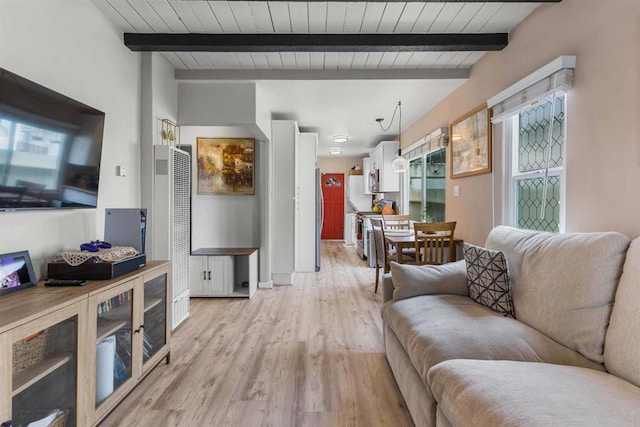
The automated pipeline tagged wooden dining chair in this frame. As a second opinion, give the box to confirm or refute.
[382,214,411,229]
[370,218,387,294]
[383,214,416,258]
[370,217,415,293]
[413,222,457,265]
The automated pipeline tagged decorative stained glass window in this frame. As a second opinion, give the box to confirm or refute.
[510,95,565,233]
[518,97,565,173]
[516,175,561,231]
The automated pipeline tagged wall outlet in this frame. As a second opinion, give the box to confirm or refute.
[116,165,127,177]
[453,185,460,197]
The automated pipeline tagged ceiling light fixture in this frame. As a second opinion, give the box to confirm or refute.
[376,101,407,173]
[329,147,342,155]
[331,134,350,143]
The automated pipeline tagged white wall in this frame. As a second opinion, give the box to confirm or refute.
[178,82,256,127]
[151,54,178,127]
[178,81,271,142]
[0,0,141,278]
[140,52,178,259]
[183,126,262,250]
[255,83,273,143]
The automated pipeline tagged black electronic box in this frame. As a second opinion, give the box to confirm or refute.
[47,253,146,281]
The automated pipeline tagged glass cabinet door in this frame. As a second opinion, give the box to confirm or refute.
[142,274,167,366]
[95,289,133,408]
[12,314,78,427]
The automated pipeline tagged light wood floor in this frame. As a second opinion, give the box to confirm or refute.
[100,241,413,427]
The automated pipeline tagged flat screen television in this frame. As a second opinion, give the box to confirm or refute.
[0,66,105,211]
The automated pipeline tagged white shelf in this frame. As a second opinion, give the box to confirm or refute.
[230,286,250,297]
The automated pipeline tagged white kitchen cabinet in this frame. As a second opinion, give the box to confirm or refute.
[271,121,318,282]
[190,248,258,298]
[190,255,231,296]
[295,132,318,273]
[271,120,298,285]
[362,157,372,195]
[370,146,382,172]
[372,141,400,193]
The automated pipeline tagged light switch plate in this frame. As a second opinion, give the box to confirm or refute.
[453,185,460,197]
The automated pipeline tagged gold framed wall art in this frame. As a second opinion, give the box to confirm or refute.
[449,104,492,179]
[196,137,255,195]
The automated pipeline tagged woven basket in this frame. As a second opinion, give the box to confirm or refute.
[13,328,58,374]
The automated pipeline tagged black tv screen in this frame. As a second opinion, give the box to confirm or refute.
[0,67,105,210]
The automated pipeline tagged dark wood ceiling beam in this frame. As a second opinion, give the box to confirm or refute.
[125,33,508,52]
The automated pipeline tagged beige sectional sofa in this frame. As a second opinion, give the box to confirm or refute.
[381,226,640,426]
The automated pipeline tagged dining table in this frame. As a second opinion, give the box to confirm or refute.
[384,229,464,264]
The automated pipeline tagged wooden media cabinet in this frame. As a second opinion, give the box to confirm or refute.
[0,261,171,426]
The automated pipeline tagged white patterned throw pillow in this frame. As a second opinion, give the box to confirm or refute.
[463,242,515,317]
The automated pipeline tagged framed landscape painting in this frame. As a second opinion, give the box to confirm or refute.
[449,104,492,179]
[196,137,255,195]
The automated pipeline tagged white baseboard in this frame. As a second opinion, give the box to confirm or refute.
[258,280,274,289]
[272,272,295,286]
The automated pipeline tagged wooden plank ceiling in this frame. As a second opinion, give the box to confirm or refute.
[93,1,550,71]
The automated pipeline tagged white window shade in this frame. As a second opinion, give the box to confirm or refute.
[488,55,575,124]
[403,127,448,160]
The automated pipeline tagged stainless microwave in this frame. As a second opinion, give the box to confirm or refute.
[369,169,380,193]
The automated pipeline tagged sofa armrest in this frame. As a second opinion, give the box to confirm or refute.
[390,260,469,301]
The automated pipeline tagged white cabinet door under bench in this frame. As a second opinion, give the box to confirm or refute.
[190,248,258,298]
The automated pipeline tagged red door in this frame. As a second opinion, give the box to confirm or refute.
[321,173,345,240]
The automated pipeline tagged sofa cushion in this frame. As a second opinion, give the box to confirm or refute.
[463,243,514,317]
[390,260,468,301]
[428,359,640,427]
[605,237,640,388]
[485,226,629,363]
[380,294,603,388]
